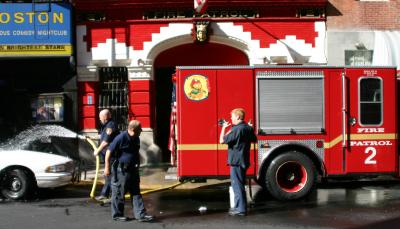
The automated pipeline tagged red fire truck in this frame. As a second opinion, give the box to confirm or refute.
[173,65,398,200]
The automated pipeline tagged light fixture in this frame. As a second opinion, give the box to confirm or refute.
[355,42,366,50]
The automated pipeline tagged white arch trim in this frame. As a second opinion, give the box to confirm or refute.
[373,30,400,69]
[130,22,251,66]
[87,21,327,67]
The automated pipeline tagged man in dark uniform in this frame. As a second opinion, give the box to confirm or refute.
[104,120,154,222]
[219,108,257,216]
[94,109,119,201]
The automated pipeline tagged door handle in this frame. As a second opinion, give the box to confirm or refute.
[349,117,357,126]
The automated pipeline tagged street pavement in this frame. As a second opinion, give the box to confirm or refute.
[79,165,230,192]
[3,166,400,229]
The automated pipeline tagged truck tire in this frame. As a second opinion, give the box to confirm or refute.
[0,168,36,200]
[264,151,316,201]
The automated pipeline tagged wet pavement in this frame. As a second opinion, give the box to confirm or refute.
[2,179,400,229]
[2,126,400,228]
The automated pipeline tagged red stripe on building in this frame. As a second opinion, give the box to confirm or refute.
[129,23,168,50]
[128,80,153,128]
[87,23,168,50]
[78,81,99,129]
[234,21,318,48]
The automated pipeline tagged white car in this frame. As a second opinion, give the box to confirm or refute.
[0,149,75,200]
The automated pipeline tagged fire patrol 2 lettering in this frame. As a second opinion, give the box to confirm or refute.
[364,147,377,165]
[350,141,392,146]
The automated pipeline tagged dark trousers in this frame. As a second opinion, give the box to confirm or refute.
[100,174,111,197]
[100,154,111,197]
[230,166,247,213]
[111,164,146,219]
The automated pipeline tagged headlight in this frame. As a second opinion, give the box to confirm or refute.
[45,161,74,173]
[46,164,66,173]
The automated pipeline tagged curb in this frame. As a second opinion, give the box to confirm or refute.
[73,180,179,191]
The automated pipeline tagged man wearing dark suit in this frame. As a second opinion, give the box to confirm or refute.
[219,108,257,216]
[104,120,154,222]
[94,109,119,201]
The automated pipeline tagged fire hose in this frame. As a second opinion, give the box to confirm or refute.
[84,137,184,199]
[85,137,100,199]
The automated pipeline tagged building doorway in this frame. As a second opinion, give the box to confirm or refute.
[153,42,249,162]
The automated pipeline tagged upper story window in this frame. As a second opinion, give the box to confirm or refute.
[359,77,382,126]
[345,50,373,66]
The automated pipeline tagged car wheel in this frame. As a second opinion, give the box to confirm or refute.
[264,151,316,201]
[0,168,36,200]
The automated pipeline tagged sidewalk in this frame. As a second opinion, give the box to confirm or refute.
[78,166,230,191]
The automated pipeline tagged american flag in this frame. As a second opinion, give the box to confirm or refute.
[194,0,208,14]
[168,83,177,166]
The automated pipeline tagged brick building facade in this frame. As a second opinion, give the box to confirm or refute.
[71,0,399,164]
[326,0,400,67]
[327,0,400,30]
[73,0,327,163]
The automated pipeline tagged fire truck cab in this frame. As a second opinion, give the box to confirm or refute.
[173,66,398,200]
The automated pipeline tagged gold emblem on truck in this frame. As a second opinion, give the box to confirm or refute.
[184,75,209,101]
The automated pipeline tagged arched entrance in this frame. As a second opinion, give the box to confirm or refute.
[153,42,249,162]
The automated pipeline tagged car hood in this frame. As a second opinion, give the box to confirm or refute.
[0,150,73,172]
